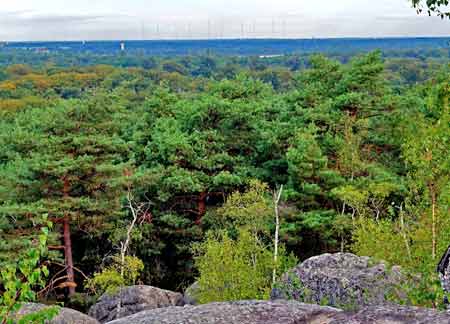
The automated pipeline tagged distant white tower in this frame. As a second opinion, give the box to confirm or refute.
[141,21,146,40]
[120,42,125,51]
[188,22,192,39]
[208,20,211,39]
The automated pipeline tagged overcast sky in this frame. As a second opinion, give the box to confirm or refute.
[0,0,449,41]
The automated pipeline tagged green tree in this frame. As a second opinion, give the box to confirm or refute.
[124,78,271,286]
[402,83,449,260]
[285,126,342,252]
[217,180,272,237]
[352,75,450,308]
[193,228,294,303]
[0,95,129,297]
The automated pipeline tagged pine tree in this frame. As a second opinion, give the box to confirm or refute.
[0,95,129,296]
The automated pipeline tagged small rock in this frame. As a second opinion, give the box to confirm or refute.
[183,281,200,305]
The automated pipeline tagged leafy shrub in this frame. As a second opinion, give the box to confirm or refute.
[0,216,59,324]
[85,255,144,296]
[353,214,450,308]
[193,228,296,304]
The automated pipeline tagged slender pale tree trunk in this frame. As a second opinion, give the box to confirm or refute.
[272,185,283,286]
[117,188,141,316]
[340,202,346,252]
[398,204,412,262]
[62,177,75,297]
[430,185,437,260]
[121,189,139,277]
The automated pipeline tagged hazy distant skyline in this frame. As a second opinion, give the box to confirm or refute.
[1,0,449,41]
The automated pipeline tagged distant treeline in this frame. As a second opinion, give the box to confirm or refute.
[2,38,450,56]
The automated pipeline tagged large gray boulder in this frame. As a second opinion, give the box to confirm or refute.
[329,304,450,324]
[16,303,99,324]
[106,300,341,324]
[271,253,405,310]
[88,285,184,323]
[105,301,450,324]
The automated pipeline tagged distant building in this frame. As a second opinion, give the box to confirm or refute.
[35,47,50,53]
[120,42,126,51]
[259,54,283,59]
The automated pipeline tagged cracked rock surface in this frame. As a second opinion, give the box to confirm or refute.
[106,300,450,324]
[329,304,450,324]
[106,300,341,324]
[271,253,405,310]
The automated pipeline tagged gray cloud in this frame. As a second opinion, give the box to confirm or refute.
[0,6,449,41]
[0,11,128,24]
[23,14,105,24]
[0,11,137,40]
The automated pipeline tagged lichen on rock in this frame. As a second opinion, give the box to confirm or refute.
[271,253,406,310]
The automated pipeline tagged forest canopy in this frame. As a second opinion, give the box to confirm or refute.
[0,43,449,315]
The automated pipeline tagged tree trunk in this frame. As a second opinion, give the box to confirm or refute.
[399,204,412,262]
[340,202,347,251]
[196,191,208,224]
[62,177,75,297]
[272,185,283,286]
[431,185,437,260]
[63,216,75,297]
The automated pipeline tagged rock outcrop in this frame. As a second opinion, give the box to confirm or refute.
[88,285,184,323]
[16,303,99,324]
[271,253,405,310]
[106,300,342,324]
[329,304,450,324]
[105,300,450,324]
[84,253,449,323]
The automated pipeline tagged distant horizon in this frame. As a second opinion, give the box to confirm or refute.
[3,35,450,44]
[3,37,448,57]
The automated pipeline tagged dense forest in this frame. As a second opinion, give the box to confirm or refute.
[0,34,449,321]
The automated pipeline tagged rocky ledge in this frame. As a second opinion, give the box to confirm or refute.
[107,300,341,324]
[106,300,450,324]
